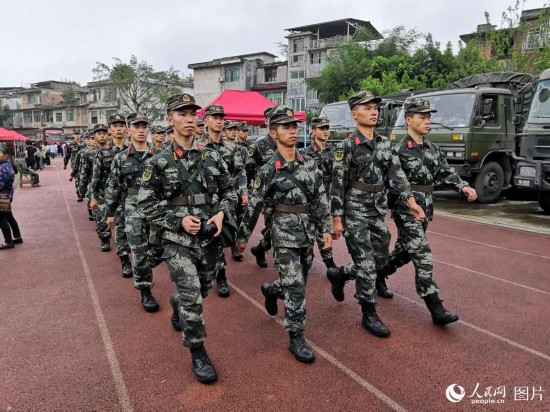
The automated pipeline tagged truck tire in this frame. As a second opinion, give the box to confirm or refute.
[539,192,550,215]
[475,161,504,204]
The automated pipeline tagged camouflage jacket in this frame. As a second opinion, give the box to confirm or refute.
[245,135,276,183]
[137,139,237,248]
[237,150,332,249]
[77,146,100,195]
[69,142,86,177]
[301,141,335,193]
[105,144,159,217]
[392,134,469,221]
[203,134,247,196]
[330,129,412,217]
[91,144,127,199]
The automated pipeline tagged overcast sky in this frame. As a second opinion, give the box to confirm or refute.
[2,0,547,87]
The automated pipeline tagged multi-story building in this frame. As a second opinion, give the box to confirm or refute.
[188,52,278,106]
[285,18,382,111]
[251,61,288,105]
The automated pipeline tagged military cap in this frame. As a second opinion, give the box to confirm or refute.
[166,93,201,112]
[150,125,166,134]
[108,113,127,125]
[197,116,205,126]
[404,98,437,115]
[224,120,239,129]
[311,117,330,127]
[166,126,174,134]
[348,90,382,110]
[73,129,81,134]
[204,104,225,116]
[268,106,302,126]
[237,121,249,131]
[127,112,150,125]
[264,105,277,118]
[92,123,108,133]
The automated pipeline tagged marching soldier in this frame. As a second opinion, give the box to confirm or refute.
[150,125,166,150]
[244,106,278,268]
[236,122,250,147]
[90,114,132,278]
[327,91,424,338]
[376,98,477,325]
[78,132,98,220]
[236,106,332,363]
[138,93,237,383]
[105,113,160,313]
[301,117,337,270]
[68,129,86,201]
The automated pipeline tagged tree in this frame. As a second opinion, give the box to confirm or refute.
[61,86,76,105]
[0,105,13,127]
[92,55,188,122]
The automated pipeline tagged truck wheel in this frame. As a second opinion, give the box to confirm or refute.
[475,161,504,204]
[539,192,550,215]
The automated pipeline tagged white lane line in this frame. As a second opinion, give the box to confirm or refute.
[394,293,550,362]
[429,231,550,260]
[57,170,134,412]
[228,281,407,412]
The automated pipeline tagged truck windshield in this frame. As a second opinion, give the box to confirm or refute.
[394,93,476,128]
[320,103,355,127]
[527,80,550,124]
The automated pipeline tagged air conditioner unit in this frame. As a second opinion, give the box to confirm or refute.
[219,77,225,82]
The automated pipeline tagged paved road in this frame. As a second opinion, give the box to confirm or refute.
[1,158,548,411]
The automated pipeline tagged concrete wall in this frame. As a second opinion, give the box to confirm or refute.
[193,66,223,106]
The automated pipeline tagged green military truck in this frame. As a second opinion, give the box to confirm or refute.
[513,68,550,214]
[389,73,536,203]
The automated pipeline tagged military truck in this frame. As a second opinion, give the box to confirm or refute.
[390,73,536,203]
[512,68,550,214]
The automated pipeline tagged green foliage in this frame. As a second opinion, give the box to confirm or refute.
[92,55,188,122]
[61,87,76,104]
[0,105,13,127]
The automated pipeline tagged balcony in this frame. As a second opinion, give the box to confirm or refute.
[309,35,350,50]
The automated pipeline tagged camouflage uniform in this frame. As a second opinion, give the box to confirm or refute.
[138,140,237,348]
[238,148,332,332]
[78,145,98,217]
[105,143,159,289]
[301,138,334,262]
[69,140,86,197]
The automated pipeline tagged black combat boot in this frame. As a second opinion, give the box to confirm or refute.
[323,257,337,270]
[360,301,391,338]
[326,267,349,302]
[423,293,459,325]
[288,331,315,363]
[140,288,159,313]
[77,195,84,202]
[100,238,111,252]
[251,245,268,268]
[375,272,393,299]
[190,345,218,383]
[120,255,132,278]
[216,269,230,297]
[88,211,96,221]
[170,293,182,332]
[231,246,243,262]
[260,283,278,316]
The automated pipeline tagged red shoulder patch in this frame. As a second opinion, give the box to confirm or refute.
[354,136,361,145]
[174,147,184,158]
[406,140,414,149]
[197,143,203,152]
[275,160,282,170]
[313,145,318,152]
[204,139,209,146]
[299,154,305,163]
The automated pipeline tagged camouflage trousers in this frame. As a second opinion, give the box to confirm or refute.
[385,217,439,298]
[115,204,130,257]
[271,246,313,332]
[124,199,153,290]
[95,197,111,241]
[162,242,218,348]
[342,212,390,303]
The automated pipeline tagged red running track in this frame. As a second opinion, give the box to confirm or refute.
[1,157,549,411]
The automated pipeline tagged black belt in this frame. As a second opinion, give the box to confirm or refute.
[167,194,211,206]
[274,203,310,213]
[410,185,434,193]
[127,188,139,195]
[347,180,384,193]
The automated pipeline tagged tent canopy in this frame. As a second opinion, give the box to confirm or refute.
[0,128,29,142]
[197,90,306,126]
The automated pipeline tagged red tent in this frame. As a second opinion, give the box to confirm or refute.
[0,128,28,142]
[197,90,306,125]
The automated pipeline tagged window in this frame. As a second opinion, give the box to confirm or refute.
[310,52,322,65]
[67,109,75,122]
[292,54,305,64]
[307,88,318,100]
[265,92,284,105]
[90,89,99,102]
[55,112,63,122]
[290,70,305,80]
[46,112,53,123]
[104,88,116,102]
[225,65,240,82]
[28,94,40,104]
[290,98,305,112]
[91,110,98,124]
[293,38,304,53]
[264,67,277,82]
[24,111,33,123]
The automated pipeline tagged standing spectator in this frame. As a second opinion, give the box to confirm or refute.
[44,144,52,167]
[0,144,22,250]
[25,142,37,170]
